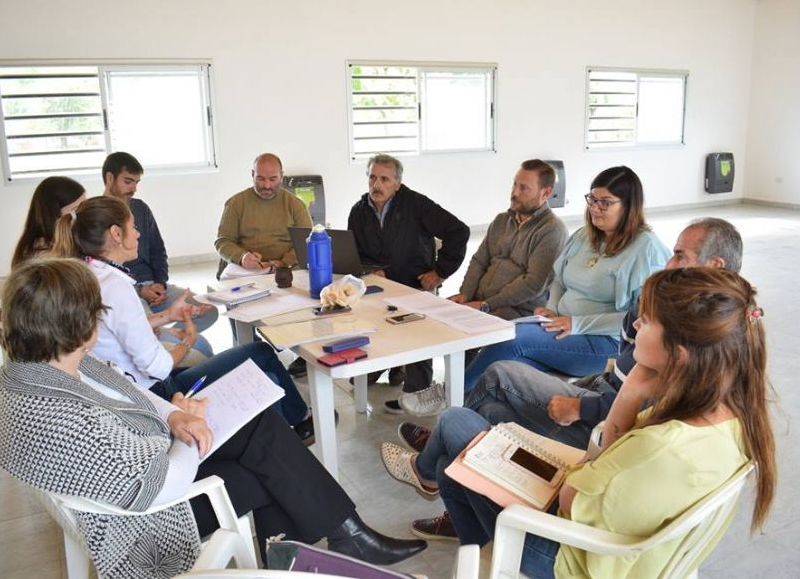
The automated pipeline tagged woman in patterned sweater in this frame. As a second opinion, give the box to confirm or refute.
[0,258,425,578]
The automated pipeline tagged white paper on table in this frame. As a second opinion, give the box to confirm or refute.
[197,358,285,461]
[384,293,513,334]
[223,290,319,323]
[513,314,553,324]
[220,262,274,280]
[258,317,376,348]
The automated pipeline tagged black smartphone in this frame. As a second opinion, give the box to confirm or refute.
[312,305,352,316]
[509,447,559,483]
[386,312,426,325]
[365,285,384,295]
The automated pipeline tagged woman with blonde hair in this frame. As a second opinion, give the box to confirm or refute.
[383,267,776,578]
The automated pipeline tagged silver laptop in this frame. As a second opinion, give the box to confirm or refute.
[288,227,386,276]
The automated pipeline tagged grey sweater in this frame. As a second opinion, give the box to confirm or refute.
[459,206,568,319]
[0,357,200,579]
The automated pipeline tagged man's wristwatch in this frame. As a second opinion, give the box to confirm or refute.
[479,301,491,313]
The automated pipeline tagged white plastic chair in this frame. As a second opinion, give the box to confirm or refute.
[452,544,480,579]
[488,461,755,579]
[37,475,258,579]
[174,570,347,579]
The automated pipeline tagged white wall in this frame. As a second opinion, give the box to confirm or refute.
[745,0,800,205]
[0,0,758,274]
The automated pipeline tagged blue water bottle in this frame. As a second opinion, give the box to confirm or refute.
[307,224,333,299]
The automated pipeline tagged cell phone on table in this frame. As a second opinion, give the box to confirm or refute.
[313,305,352,316]
[386,312,426,325]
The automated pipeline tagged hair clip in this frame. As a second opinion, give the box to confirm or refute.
[748,307,764,323]
[70,209,77,219]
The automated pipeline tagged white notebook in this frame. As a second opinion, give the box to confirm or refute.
[461,423,586,509]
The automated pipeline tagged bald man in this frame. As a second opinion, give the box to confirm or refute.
[215,153,312,271]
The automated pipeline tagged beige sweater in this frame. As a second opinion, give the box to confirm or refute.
[215,187,312,267]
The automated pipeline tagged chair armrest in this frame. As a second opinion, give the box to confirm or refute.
[192,529,252,571]
[497,505,646,557]
[55,475,227,516]
[452,544,481,579]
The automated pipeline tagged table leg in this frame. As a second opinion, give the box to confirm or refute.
[444,350,465,407]
[307,365,339,479]
[353,375,369,413]
[233,320,254,346]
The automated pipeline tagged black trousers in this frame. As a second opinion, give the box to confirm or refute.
[190,408,355,560]
[401,359,434,393]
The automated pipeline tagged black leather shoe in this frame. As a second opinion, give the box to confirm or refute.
[327,514,427,565]
[388,366,406,386]
[348,370,384,386]
[293,410,339,447]
[288,358,307,378]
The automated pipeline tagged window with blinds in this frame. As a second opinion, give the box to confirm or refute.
[585,68,687,149]
[0,63,216,181]
[348,62,496,158]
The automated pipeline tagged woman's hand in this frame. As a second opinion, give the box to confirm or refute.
[543,316,572,340]
[601,363,660,448]
[167,290,212,322]
[171,312,198,348]
[170,392,209,418]
[167,411,213,458]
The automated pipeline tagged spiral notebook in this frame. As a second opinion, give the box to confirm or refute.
[445,422,586,510]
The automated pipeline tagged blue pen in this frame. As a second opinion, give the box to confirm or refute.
[184,375,208,399]
[230,282,256,293]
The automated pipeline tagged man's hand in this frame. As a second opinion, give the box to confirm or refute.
[548,396,581,426]
[464,301,483,310]
[171,392,209,418]
[418,270,443,291]
[241,251,264,270]
[373,269,387,278]
[448,293,467,303]
[167,411,213,458]
[140,284,167,306]
[542,315,573,340]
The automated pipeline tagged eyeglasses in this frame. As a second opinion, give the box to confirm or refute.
[584,194,622,211]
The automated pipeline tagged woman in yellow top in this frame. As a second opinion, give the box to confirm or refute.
[381,267,776,578]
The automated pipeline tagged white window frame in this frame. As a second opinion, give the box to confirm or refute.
[347,60,496,160]
[584,66,688,150]
[0,61,218,182]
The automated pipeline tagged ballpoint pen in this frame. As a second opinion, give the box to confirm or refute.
[184,375,208,399]
[230,282,256,292]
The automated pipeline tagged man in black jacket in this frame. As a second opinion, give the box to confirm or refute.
[348,153,470,414]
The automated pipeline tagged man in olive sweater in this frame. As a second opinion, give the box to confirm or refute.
[215,153,312,271]
[449,159,568,320]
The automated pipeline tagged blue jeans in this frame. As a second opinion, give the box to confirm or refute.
[464,323,619,391]
[416,407,559,577]
[466,361,612,449]
[145,283,220,358]
[153,342,309,426]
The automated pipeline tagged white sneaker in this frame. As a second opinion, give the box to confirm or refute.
[399,382,446,416]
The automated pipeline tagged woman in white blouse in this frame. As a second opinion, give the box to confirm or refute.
[51,196,314,443]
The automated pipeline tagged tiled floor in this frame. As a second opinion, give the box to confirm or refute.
[2,203,799,578]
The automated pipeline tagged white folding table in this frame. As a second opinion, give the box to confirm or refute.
[221,272,516,479]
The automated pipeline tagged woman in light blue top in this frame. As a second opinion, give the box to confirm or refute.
[464,166,670,390]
